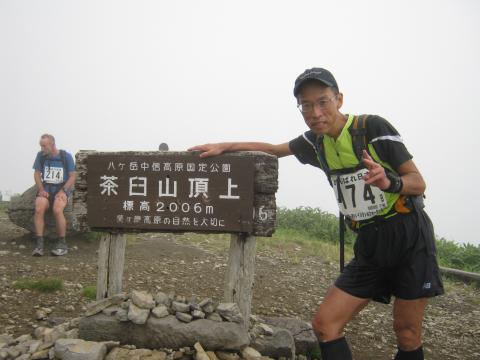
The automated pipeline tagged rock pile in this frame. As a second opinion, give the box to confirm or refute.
[0,290,319,359]
[79,291,249,350]
[83,290,243,325]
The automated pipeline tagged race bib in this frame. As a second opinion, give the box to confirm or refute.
[43,166,64,184]
[331,168,388,221]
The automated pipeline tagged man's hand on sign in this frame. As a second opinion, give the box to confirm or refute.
[362,150,390,190]
[188,143,229,158]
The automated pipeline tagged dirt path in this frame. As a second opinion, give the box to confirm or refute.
[0,208,479,360]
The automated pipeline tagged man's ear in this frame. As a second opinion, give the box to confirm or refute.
[336,92,344,109]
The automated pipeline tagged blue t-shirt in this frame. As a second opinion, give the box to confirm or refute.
[33,150,75,186]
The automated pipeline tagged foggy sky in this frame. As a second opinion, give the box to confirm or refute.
[1,0,479,244]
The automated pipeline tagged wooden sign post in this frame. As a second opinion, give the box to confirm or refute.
[73,151,277,328]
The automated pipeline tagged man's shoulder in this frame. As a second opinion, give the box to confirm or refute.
[33,151,43,170]
[362,114,400,139]
[362,114,389,127]
[59,150,74,159]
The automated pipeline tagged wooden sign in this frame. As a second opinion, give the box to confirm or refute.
[73,151,278,236]
[87,154,255,233]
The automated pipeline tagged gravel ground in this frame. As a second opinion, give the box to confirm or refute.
[0,207,479,360]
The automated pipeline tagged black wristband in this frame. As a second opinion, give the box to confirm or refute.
[385,172,403,193]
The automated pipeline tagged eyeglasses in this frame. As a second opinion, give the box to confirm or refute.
[297,94,337,113]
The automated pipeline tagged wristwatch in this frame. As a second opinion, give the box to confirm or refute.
[385,172,403,193]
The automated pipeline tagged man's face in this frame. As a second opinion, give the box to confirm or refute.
[297,83,343,137]
[39,138,55,156]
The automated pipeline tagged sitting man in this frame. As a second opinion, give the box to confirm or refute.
[32,134,75,256]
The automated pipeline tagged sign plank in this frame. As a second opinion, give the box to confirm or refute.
[73,151,278,236]
[87,154,255,233]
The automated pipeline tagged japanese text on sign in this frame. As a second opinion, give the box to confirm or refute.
[87,154,255,233]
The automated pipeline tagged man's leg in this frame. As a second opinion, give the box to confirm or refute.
[33,197,49,256]
[393,297,428,359]
[312,286,370,360]
[51,192,68,256]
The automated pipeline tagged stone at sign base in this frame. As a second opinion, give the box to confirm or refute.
[54,339,107,360]
[78,314,249,351]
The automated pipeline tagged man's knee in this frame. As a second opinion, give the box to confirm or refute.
[52,205,65,217]
[394,320,422,351]
[35,200,48,215]
[312,309,344,341]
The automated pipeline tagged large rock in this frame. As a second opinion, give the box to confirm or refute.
[7,185,77,236]
[128,303,150,325]
[85,299,114,317]
[54,339,107,360]
[79,314,249,351]
[262,317,317,355]
[131,290,155,309]
[106,348,167,360]
[251,328,295,359]
[215,303,243,323]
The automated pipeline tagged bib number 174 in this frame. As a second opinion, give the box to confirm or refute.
[331,169,388,221]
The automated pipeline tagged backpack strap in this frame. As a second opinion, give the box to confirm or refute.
[39,150,68,186]
[39,151,46,174]
[59,150,67,174]
[313,134,334,186]
[349,115,369,163]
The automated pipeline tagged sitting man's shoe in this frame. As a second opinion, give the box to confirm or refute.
[32,236,44,256]
[51,237,68,256]
[51,248,68,256]
[32,247,44,256]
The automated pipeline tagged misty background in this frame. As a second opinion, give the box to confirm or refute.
[1,0,479,244]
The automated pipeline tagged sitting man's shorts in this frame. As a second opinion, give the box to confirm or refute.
[335,209,444,304]
[37,184,69,208]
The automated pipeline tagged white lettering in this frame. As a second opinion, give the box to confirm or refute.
[129,177,147,196]
[219,178,240,199]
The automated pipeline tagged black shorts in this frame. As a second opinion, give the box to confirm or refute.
[335,209,444,304]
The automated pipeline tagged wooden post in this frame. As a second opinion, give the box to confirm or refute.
[96,232,126,300]
[224,233,257,329]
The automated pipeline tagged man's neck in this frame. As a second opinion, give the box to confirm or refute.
[50,148,59,157]
[330,113,348,140]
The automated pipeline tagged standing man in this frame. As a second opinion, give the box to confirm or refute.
[189,68,444,359]
[32,134,75,256]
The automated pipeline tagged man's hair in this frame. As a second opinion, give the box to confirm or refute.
[40,133,55,145]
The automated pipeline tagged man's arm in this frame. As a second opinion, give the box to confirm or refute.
[62,171,76,191]
[188,142,292,158]
[34,170,48,198]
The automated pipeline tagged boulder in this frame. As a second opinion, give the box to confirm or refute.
[79,314,249,351]
[215,303,243,324]
[131,290,155,309]
[7,185,78,236]
[128,303,150,325]
[54,339,106,360]
[262,317,317,355]
[251,328,295,359]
